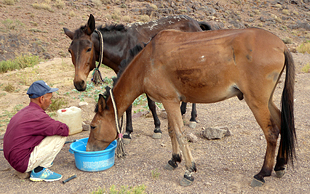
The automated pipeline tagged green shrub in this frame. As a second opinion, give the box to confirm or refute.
[48,97,68,112]
[1,19,23,30]
[302,63,310,73]
[151,168,160,179]
[0,54,40,73]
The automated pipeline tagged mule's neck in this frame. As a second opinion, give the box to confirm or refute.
[100,30,130,74]
[109,59,145,119]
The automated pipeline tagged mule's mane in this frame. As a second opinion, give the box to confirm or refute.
[112,44,144,86]
[98,24,127,32]
[94,44,144,113]
[73,25,88,39]
[95,86,111,112]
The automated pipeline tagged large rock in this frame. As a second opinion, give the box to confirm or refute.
[200,126,231,140]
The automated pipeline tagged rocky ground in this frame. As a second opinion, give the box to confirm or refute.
[0,0,309,62]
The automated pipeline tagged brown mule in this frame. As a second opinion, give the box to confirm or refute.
[88,28,296,187]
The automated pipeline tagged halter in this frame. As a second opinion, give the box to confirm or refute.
[91,29,105,84]
[109,88,126,158]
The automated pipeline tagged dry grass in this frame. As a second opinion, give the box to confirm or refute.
[32,3,54,12]
[122,16,131,23]
[140,15,150,22]
[69,11,76,17]
[92,0,102,7]
[111,9,121,20]
[302,63,310,73]
[101,0,111,4]
[3,0,17,5]
[282,9,290,15]
[3,83,15,93]
[297,41,310,54]
[54,0,65,9]
[150,3,158,10]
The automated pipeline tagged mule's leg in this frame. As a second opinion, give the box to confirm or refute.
[189,103,198,129]
[190,103,197,122]
[164,120,182,171]
[180,102,187,115]
[269,101,287,178]
[164,101,196,186]
[146,95,162,139]
[180,102,198,129]
[246,99,280,187]
[123,105,133,145]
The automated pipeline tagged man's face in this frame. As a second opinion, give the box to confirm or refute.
[41,93,53,111]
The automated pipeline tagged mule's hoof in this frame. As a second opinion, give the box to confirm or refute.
[164,163,176,171]
[275,170,285,178]
[250,178,265,187]
[152,132,162,139]
[188,121,197,129]
[180,176,194,187]
[122,138,131,145]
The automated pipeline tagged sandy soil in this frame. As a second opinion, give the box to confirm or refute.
[0,53,309,193]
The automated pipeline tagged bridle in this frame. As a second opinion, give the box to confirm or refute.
[91,29,105,84]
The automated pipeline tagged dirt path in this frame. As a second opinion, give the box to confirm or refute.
[0,53,310,193]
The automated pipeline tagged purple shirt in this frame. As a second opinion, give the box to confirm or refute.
[3,102,69,173]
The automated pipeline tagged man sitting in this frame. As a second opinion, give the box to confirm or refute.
[3,80,69,182]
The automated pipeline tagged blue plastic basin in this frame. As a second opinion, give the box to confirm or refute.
[69,138,117,172]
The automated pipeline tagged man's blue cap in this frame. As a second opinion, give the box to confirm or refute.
[27,80,59,98]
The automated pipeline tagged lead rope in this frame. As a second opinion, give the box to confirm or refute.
[109,88,126,158]
[91,29,105,85]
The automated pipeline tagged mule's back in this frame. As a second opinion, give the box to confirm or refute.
[138,28,287,104]
[127,15,204,52]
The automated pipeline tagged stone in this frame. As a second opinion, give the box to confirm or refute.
[79,102,88,107]
[186,133,198,143]
[201,126,231,140]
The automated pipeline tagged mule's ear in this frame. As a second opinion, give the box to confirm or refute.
[63,28,74,40]
[97,94,106,113]
[86,14,96,35]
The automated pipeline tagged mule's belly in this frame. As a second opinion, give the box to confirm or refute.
[176,75,241,103]
[145,62,241,104]
[169,48,240,103]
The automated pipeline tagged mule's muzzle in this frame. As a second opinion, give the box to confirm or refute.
[86,141,109,152]
[74,80,86,91]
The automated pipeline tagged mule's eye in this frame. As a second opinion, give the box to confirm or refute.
[87,48,91,52]
[90,126,96,130]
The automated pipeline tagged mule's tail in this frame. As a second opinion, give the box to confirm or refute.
[281,48,296,165]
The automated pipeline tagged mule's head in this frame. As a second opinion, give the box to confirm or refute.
[63,14,100,91]
[87,94,117,151]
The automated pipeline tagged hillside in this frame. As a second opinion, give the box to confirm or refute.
[0,0,309,62]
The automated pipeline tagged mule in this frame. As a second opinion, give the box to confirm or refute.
[87,28,296,187]
[64,14,212,142]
